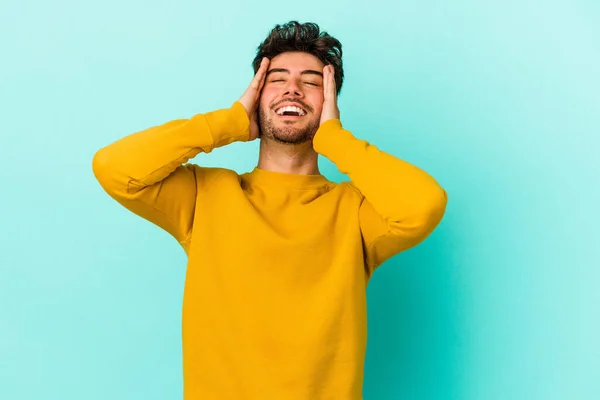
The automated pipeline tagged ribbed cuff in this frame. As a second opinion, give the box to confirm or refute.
[203,101,251,148]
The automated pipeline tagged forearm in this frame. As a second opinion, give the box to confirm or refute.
[313,119,447,231]
[92,101,250,197]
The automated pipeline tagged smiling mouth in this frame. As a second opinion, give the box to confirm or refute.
[274,104,308,117]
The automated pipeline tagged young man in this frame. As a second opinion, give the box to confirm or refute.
[93,21,447,400]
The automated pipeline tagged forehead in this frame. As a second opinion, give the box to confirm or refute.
[269,51,325,72]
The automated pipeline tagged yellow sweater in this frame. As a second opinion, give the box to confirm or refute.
[92,101,447,399]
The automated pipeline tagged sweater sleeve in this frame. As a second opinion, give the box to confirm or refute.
[312,119,448,276]
[92,101,251,252]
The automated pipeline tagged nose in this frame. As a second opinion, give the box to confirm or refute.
[283,79,304,97]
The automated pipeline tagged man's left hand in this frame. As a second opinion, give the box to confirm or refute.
[319,64,340,125]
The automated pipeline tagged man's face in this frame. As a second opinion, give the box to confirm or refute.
[258,51,325,144]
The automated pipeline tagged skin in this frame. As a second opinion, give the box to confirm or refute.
[238,51,340,176]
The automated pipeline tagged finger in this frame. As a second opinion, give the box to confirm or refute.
[251,57,270,91]
[257,57,270,92]
[328,65,337,100]
[323,65,330,100]
[331,66,337,99]
[240,58,269,109]
[323,65,334,102]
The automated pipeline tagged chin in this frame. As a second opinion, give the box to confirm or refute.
[272,128,313,145]
[259,107,319,144]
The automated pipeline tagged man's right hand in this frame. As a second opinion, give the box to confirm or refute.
[238,57,270,141]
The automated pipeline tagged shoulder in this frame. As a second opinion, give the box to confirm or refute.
[323,180,365,206]
[185,164,240,190]
[338,180,365,199]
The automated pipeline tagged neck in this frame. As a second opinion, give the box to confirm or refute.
[256,137,321,175]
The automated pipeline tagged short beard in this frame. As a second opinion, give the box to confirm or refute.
[258,106,320,145]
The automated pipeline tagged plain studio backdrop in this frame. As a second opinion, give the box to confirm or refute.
[1,0,598,399]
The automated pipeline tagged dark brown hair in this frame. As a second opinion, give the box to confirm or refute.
[252,21,344,95]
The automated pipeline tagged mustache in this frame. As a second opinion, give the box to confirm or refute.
[271,98,313,113]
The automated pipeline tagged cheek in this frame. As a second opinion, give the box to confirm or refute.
[259,88,277,108]
[258,96,268,111]
[310,93,325,114]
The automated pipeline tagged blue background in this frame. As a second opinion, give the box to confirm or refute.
[1,0,598,399]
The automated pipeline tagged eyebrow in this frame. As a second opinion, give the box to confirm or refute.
[265,68,324,78]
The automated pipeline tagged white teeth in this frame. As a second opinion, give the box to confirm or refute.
[275,105,306,116]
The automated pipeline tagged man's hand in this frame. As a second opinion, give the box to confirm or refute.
[239,57,270,141]
[320,64,340,125]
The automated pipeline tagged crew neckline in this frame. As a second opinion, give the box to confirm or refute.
[244,167,331,190]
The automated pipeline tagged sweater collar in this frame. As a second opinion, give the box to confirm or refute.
[244,167,331,190]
